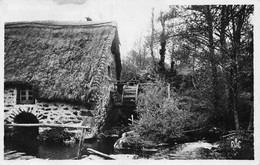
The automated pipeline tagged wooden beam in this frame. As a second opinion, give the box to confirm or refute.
[4,150,17,156]
[87,148,115,160]
[77,117,95,159]
[135,84,139,102]
[4,123,90,129]
[77,127,86,159]
[5,152,26,160]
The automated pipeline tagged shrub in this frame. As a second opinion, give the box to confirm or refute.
[133,81,210,143]
[121,133,156,151]
[38,128,71,144]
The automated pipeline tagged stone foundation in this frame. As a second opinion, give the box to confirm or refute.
[4,87,94,133]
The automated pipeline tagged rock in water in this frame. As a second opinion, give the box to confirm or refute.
[113,131,134,150]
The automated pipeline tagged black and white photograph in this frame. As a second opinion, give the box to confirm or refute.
[0,0,259,163]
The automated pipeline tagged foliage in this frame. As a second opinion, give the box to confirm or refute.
[121,58,157,83]
[122,5,253,146]
[120,59,139,82]
[133,81,210,143]
[120,36,156,82]
[38,128,71,144]
[121,133,156,151]
[146,5,254,131]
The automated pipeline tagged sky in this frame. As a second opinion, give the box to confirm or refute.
[1,0,258,58]
[0,0,176,58]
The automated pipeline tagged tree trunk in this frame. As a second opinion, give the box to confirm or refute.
[229,5,247,130]
[247,105,253,130]
[150,8,157,70]
[191,45,197,90]
[206,6,220,114]
[159,12,166,73]
[220,5,230,130]
[170,44,174,73]
[170,41,177,78]
[159,38,166,72]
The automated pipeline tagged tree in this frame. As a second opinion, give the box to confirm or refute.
[131,5,253,131]
[149,8,157,70]
[227,5,254,130]
[169,5,253,130]
[121,38,154,82]
[158,7,179,74]
[183,5,221,116]
[158,11,167,73]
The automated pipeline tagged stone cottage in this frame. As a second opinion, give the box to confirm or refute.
[4,21,122,133]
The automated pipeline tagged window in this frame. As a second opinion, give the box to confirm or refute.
[17,88,35,104]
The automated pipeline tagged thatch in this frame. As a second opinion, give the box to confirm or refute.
[4,21,121,103]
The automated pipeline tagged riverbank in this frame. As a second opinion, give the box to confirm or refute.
[4,125,254,160]
[111,129,254,160]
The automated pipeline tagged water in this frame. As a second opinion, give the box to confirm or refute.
[150,141,223,160]
[4,137,118,160]
[4,138,221,160]
[6,138,247,160]
[169,141,219,159]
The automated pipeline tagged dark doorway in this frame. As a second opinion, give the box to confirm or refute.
[13,112,39,139]
[8,112,40,155]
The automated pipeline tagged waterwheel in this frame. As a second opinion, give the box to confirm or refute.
[121,84,139,107]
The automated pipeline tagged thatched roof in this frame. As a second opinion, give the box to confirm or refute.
[5,21,121,103]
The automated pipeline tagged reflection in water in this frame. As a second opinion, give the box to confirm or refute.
[4,137,118,160]
[37,143,78,159]
[5,138,39,156]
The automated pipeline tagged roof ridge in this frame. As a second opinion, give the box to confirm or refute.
[5,21,118,28]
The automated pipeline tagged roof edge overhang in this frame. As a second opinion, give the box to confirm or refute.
[5,21,118,28]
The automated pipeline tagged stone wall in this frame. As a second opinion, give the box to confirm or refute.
[4,88,17,105]
[4,87,95,132]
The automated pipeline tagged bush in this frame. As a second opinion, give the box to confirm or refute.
[38,128,71,144]
[122,133,156,151]
[133,81,210,143]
